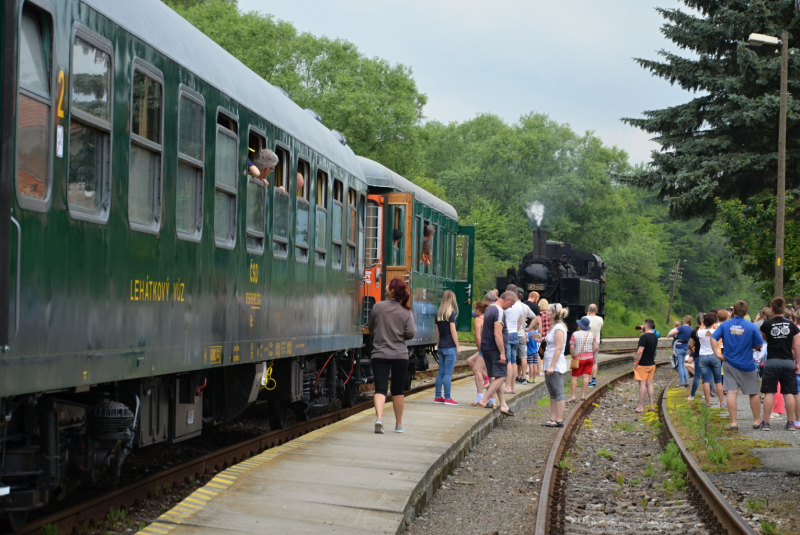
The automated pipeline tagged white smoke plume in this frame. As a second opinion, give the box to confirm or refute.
[526,201,545,227]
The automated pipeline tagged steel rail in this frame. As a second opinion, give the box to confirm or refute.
[534,362,668,535]
[659,376,757,535]
[18,371,472,535]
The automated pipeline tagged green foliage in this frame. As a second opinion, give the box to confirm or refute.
[717,194,800,298]
[41,525,61,535]
[745,498,765,513]
[659,440,687,474]
[613,421,635,433]
[622,0,800,226]
[761,521,778,535]
[106,508,127,522]
[643,460,657,478]
[597,446,614,458]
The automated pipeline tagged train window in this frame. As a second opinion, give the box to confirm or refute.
[421,219,433,274]
[358,194,366,273]
[16,5,53,209]
[365,200,380,267]
[246,178,266,254]
[295,159,310,263]
[314,170,328,265]
[413,215,421,272]
[245,128,266,254]
[246,129,265,177]
[389,206,405,267]
[129,63,163,233]
[272,146,290,258]
[176,88,204,241]
[435,224,442,276]
[67,31,112,222]
[214,111,237,248]
[331,179,344,269]
[456,234,470,280]
[346,187,357,272]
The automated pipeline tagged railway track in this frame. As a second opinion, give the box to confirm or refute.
[18,369,474,535]
[535,365,755,535]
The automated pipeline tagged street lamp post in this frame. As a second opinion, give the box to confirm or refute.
[748,31,789,298]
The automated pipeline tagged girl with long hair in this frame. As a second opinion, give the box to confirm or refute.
[367,278,415,433]
[434,290,460,405]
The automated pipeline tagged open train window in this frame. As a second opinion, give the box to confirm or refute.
[331,178,344,269]
[389,205,406,267]
[272,146,290,258]
[68,28,112,222]
[16,3,53,211]
[358,194,366,273]
[346,187,357,272]
[295,159,310,263]
[314,169,328,266]
[421,219,433,275]
[245,128,266,254]
[413,215,421,272]
[214,110,237,248]
[129,61,163,234]
[175,86,204,241]
[365,200,380,267]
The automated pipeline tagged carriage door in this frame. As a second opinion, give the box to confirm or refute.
[383,193,413,296]
[454,225,475,332]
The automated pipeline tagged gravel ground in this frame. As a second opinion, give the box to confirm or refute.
[554,366,720,534]
[710,470,800,535]
[404,363,635,535]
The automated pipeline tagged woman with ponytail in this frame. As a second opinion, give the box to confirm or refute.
[367,278,416,434]
[434,290,460,405]
[537,303,569,427]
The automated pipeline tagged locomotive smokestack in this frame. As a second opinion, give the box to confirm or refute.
[533,229,548,259]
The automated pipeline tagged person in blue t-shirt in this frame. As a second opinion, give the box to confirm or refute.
[668,315,694,387]
[710,300,764,430]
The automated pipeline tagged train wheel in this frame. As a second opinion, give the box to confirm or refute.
[341,380,358,408]
[291,401,310,422]
[0,511,28,532]
[267,399,288,430]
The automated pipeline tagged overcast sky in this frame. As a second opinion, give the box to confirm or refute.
[238,0,694,165]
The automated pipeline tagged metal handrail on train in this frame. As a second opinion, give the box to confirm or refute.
[9,216,21,341]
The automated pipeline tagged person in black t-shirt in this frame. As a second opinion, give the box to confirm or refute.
[759,298,800,430]
[634,319,658,413]
[524,291,541,317]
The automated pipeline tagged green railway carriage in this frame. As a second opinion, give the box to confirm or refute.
[358,156,475,376]
[0,0,474,527]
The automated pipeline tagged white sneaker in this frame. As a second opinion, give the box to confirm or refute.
[375,419,384,434]
[395,425,404,433]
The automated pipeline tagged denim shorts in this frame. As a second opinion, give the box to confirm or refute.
[698,354,722,385]
[506,333,519,366]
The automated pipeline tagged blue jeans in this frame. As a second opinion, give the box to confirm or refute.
[505,333,519,367]
[436,347,457,399]
[675,347,689,385]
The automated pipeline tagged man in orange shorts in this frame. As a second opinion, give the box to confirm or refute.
[634,319,658,413]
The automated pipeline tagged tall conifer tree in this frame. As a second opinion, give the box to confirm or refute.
[624,0,800,228]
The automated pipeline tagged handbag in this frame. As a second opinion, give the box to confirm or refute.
[570,332,591,370]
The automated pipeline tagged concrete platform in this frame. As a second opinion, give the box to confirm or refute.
[137,354,632,535]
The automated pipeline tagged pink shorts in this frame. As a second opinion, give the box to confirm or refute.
[572,357,594,377]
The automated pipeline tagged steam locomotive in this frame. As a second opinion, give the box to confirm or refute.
[495,230,606,342]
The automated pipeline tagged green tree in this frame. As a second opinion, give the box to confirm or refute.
[716,193,800,298]
[622,0,800,227]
